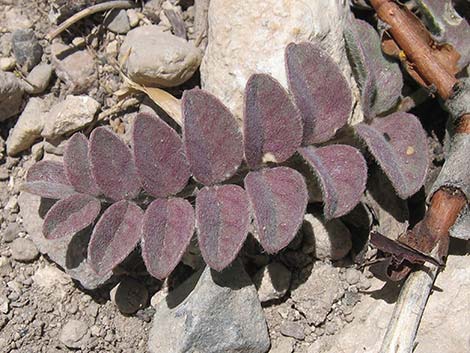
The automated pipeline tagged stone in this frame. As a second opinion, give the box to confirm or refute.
[51,44,97,93]
[270,337,295,353]
[106,9,131,34]
[143,0,164,22]
[291,262,345,326]
[280,321,305,340]
[0,57,15,71]
[110,277,148,314]
[22,63,53,94]
[59,319,90,349]
[127,9,140,27]
[11,29,43,71]
[201,0,362,125]
[6,97,48,156]
[18,191,112,289]
[0,71,23,122]
[119,25,202,87]
[148,262,270,353]
[253,262,291,303]
[2,223,20,242]
[302,213,352,261]
[41,95,100,139]
[2,8,32,31]
[344,268,361,286]
[33,265,71,291]
[10,238,39,262]
[0,257,12,277]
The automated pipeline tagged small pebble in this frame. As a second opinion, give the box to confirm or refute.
[2,223,19,242]
[345,268,361,285]
[59,319,89,349]
[11,29,43,71]
[0,57,16,71]
[10,238,39,262]
[280,321,305,340]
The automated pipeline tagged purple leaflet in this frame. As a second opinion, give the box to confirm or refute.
[43,193,101,239]
[23,160,75,199]
[285,42,352,145]
[299,145,367,219]
[133,113,190,198]
[64,133,101,196]
[244,167,308,254]
[141,198,194,279]
[89,127,140,201]
[182,88,243,185]
[355,112,429,199]
[88,200,143,276]
[244,73,303,169]
[196,185,251,271]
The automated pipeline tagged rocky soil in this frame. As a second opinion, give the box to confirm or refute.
[0,1,469,353]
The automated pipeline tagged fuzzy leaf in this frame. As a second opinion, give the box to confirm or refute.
[88,200,143,276]
[134,113,190,198]
[245,167,308,253]
[299,145,367,219]
[344,19,403,116]
[355,112,429,199]
[142,198,194,279]
[182,88,243,185]
[196,185,250,271]
[244,73,303,169]
[43,193,101,239]
[89,127,140,201]
[64,133,101,196]
[23,160,75,199]
[285,42,351,145]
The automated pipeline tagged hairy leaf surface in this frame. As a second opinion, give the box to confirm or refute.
[89,127,140,201]
[43,194,101,239]
[286,42,351,145]
[88,200,143,276]
[355,112,429,198]
[182,88,243,185]
[23,160,75,199]
[142,198,194,279]
[245,167,308,253]
[244,73,303,169]
[299,145,367,219]
[64,133,101,196]
[134,113,190,198]
[196,185,250,271]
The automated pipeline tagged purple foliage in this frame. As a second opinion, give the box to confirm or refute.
[134,112,190,198]
[182,88,244,185]
[23,160,75,199]
[64,133,101,196]
[43,194,101,239]
[244,73,303,169]
[355,112,429,198]
[245,167,308,254]
[286,42,351,145]
[299,145,367,219]
[89,127,141,201]
[196,185,250,271]
[88,200,144,276]
[141,198,194,279]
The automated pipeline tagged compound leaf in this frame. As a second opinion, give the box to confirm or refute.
[89,127,140,201]
[142,198,194,279]
[88,200,143,276]
[286,42,351,145]
[355,112,429,199]
[182,88,243,185]
[244,167,308,253]
[43,193,101,239]
[196,185,250,271]
[244,73,303,169]
[64,133,101,196]
[23,160,75,199]
[133,113,190,198]
[299,145,367,219]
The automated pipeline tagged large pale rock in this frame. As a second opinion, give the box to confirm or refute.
[6,97,48,156]
[41,95,100,139]
[18,191,111,290]
[201,0,362,125]
[119,25,202,87]
[0,71,23,122]
[149,262,270,353]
